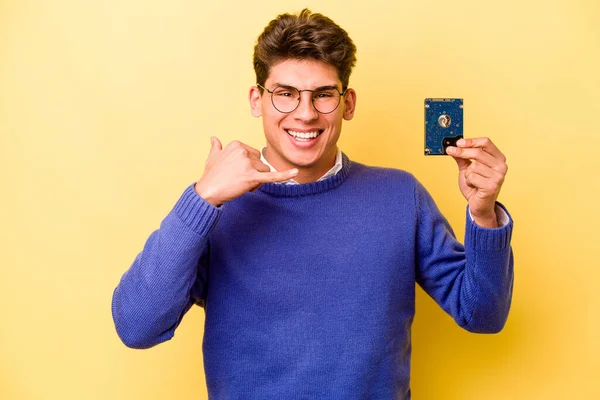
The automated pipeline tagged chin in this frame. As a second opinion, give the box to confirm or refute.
[284,150,325,169]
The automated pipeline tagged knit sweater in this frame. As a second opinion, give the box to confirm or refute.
[112,153,514,399]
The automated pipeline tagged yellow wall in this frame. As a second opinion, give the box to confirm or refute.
[1,0,598,398]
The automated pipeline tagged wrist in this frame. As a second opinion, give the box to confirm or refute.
[194,181,222,207]
[471,211,498,228]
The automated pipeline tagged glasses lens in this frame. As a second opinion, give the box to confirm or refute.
[312,89,342,114]
[272,87,300,113]
[270,87,343,114]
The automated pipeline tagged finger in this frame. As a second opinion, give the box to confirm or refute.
[225,140,261,160]
[447,146,505,173]
[464,170,502,194]
[238,143,262,160]
[466,161,494,179]
[451,154,471,172]
[251,160,271,173]
[465,162,505,187]
[254,168,299,183]
[457,137,506,162]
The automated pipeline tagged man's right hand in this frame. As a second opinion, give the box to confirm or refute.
[194,137,299,207]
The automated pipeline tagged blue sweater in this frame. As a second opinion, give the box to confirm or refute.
[112,154,514,399]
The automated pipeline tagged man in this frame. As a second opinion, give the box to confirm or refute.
[112,9,513,399]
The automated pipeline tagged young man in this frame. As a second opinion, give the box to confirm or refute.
[112,9,513,399]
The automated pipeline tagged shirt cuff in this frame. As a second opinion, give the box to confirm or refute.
[468,204,510,227]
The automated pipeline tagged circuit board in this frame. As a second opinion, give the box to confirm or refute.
[424,98,463,155]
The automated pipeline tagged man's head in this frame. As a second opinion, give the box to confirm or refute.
[249,9,358,183]
[253,8,357,92]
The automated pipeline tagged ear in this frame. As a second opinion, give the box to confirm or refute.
[249,86,262,117]
[342,88,356,121]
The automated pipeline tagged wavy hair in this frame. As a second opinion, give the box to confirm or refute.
[253,9,357,91]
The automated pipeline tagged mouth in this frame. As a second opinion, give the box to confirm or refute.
[286,129,323,142]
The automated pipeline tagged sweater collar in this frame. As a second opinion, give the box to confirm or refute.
[258,153,352,197]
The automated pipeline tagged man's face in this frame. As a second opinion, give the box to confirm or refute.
[249,59,356,180]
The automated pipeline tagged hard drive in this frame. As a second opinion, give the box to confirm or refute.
[424,98,463,155]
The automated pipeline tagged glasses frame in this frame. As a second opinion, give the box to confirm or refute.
[256,83,347,115]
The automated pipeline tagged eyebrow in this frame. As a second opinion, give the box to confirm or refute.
[273,83,341,91]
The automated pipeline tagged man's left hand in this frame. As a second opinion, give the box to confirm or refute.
[446,137,508,228]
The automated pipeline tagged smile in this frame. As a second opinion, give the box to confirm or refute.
[286,130,322,141]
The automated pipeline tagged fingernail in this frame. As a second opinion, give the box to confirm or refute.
[290,169,299,175]
[457,139,466,146]
[446,147,456,154]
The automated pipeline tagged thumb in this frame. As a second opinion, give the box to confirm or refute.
[207,136,222,161]
[210,136,222,152]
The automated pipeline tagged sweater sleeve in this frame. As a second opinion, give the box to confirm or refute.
[111,184,222,349]
[414,179,514,333]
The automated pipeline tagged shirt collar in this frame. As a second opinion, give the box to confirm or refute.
[260,147,343,185]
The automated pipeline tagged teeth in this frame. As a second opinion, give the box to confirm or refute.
[287,130,320,139]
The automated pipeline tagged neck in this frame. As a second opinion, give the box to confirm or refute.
[264,147,337,184]
[258,153,351,197]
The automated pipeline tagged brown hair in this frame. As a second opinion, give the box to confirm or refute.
[253,9,357,91]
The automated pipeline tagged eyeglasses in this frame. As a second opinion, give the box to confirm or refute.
[257,83,347,114]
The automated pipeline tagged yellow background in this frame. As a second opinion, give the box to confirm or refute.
[1,0,598,398]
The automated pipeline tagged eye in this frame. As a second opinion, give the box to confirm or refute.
[273,89,298,98]
[314,90,336,99]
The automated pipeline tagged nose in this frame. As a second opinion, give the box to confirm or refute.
[292,92,319,122]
